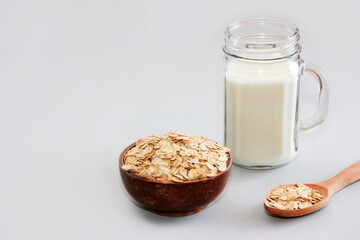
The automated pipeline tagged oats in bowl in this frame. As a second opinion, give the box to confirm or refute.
[122,131,230,183]
[118,131,232,216]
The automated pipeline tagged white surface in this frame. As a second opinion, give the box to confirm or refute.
[0,0,360,239]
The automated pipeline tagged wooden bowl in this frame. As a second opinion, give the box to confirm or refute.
[119,143,232,217]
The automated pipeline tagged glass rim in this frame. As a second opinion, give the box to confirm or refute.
[223,18,301,60]
[225,18,299,44]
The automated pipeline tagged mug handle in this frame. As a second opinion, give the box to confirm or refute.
[300,62,329,132]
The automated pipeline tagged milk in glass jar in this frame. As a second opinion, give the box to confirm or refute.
[223,19,329,169]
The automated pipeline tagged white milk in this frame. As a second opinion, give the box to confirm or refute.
[225,59,300,167]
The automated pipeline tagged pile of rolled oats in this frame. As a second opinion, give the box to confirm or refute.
[121,131,230,183]
[267,184,323,210]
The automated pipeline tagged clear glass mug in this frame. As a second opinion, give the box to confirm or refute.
[223,19,329,169]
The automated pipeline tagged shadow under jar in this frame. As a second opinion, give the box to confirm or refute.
[223,18,329,169]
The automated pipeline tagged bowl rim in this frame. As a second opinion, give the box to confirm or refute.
[119,142,232,185]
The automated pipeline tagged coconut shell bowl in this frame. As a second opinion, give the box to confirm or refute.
[119,143,232,217]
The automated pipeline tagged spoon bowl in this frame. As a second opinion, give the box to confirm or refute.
[264,183,330,217]
[264,160,360,217]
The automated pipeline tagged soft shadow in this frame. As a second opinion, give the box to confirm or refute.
[130,202,204,224]
[230,202,301,231]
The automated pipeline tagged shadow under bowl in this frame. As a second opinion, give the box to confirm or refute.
[119,143,232,217]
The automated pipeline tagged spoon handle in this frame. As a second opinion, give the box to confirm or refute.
[318,160,360,196]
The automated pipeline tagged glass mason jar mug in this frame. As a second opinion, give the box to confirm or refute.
[223,19,329,169]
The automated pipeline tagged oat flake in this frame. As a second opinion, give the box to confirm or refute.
[122,131,230,183]
[268,184,323,210]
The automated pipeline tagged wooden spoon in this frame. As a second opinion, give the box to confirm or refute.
[264,160,360,217]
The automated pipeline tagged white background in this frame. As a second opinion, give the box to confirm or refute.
[1,0,360,239]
